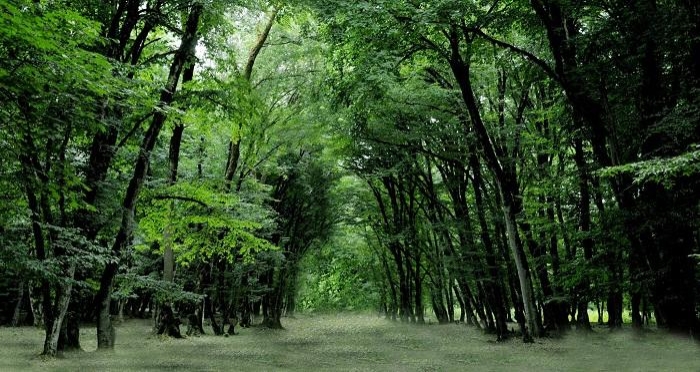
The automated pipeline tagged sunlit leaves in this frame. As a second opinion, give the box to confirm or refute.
[137,181,278,266]
[599,146,700,188]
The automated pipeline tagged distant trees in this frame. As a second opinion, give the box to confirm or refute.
[308,0,700,340]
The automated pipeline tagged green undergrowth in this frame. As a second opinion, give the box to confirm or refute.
[0,313,697,371]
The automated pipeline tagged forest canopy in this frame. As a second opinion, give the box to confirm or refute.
[0,0,698,357]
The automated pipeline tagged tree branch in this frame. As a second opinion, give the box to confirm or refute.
[244,8,279,81]
[152,194,210,209]
[115,112,155,150]
[469,28,562,84]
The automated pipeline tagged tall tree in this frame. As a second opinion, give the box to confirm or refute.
[95,1,203,348]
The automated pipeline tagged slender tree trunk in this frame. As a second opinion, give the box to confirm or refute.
[470,154,509,340]
[11,281,25,327]
[378,248,399,321]
[573,135,593,331]
[446,274,455,323]
[95,3,203,349]
[453,284,466,323]
[447,31,541,340]
[224,8,278,191]
[27,285,40,327]
[262,264,286,329]
[413,250,424,324]
[43,263,76,357]
[155,60,194,333]
[23,182,53,335]
[497,212,526,332]
[456,280,479,327]
[501,194,540,342]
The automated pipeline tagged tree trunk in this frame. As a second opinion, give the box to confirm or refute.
[206,295,223,335]
[431,288,449,324]
[631,291,643,329]
[501,195,540,342]
[42,263,76,357]
[82,0,159,238]
[22,182,52,332]
[452,284,466,323]
[445,275,455,323]
[413,250,424,324]
[470,153,509,340]
[447,31,541,340]
[58,293,81,352]
[95,3,203,349]
[262,262,286,329]
[223,8,278,191]
[607,290,623,328]
[157,304,183,338]
[573,135,593,331]
[10,280,25,327]
[27,285,40,327]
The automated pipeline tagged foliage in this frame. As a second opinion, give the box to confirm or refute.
[599,146,700,187]
[1,0,699,354]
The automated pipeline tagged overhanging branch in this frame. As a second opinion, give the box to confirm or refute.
[152,194,211,209]
[469,28,562,84]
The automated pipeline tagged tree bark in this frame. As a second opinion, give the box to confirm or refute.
[42,263,76,357]
[470,154,509,340]
[446,30,541,340]
[95,3,203,349]
[224,8,278,191]
[573,135,593,331]
[58,292,82,352]
[11,281,25,327]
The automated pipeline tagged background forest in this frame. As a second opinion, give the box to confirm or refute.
[0,0,699,358]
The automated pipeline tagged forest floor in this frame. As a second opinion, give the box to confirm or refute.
[0,313,698,372]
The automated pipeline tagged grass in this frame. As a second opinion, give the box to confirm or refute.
[0,313,698,371]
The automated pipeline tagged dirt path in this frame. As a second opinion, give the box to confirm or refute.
[1,313,697,371]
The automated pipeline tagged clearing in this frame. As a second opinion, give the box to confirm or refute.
[0,313,698,371]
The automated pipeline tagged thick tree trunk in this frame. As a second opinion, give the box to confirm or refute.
[81,0,160,238]
[157,305,183,338]
[58,294,81,352]
[96,262,117,348]
[163,122,185,283]
[631,291,643,329]
[205,295,223,335]
[607,290,623,328]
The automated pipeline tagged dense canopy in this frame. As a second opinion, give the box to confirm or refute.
[0,0,698,359]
